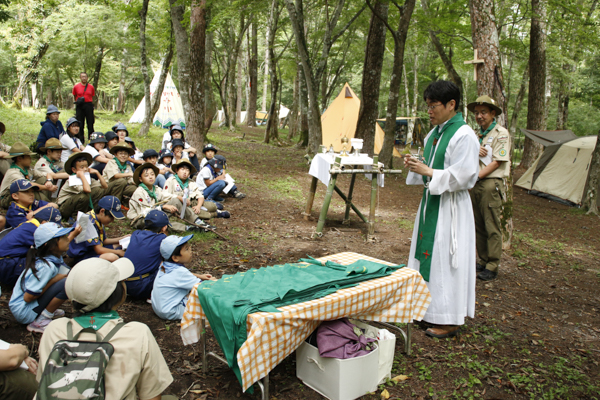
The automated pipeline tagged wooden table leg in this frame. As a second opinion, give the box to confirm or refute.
[367,156,379,240]
[303,176,318,220]
[343,166,358,223]
[314,173,338,237]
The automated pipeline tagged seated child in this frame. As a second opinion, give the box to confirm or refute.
[123,210,170,300]
[60,117,84,163]
[0,121,11,177]
[157,149,174,180]
[5,180,58,229]
[57,152,110,222]
[105,130,119,153]
[215,154,245,199]
[0,207,62,287]
[163,159,229,221]
[83,132,112,176]
[199,143,217,169]
[67,196,128,263]
[9,222,81,333]
[114,122,129,143]
[152,235,216,320]
[125,137,144,166]
[142,149,168,188]
[127,162,214,232]
[34,138,69,186]
[102,143,137,205]
[0,142,56,208]
[170,139,186,166]
[196,155,245,201]
[37,257,174,399]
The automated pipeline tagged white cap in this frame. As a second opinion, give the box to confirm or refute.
[65,258,134,312]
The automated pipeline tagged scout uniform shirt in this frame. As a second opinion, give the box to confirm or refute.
[0,143,11,175]
[123,230,167,299]
[103,159,134,184]
[5,199,49,228]
[478,122,511,179]
[164,176,204,200]
[0,166,39,198]
[34,156,64,178]
[151,261,201,320]
[57,176,103,206]
[0,219,41,286]
[127,185,175,221]
[67,210,106,261]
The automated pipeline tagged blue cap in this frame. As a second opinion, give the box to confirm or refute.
[160,234,193,260]
[89,132,108,144]
[10,179,39,195]
[145,210,172,228]
[143,149,159,160]
[98,196,125,219]
[208,157,224,170]
[46,105,60,114]
[170,124,184,133]
[114,122,128,134]
[159,149,174,162]
[105,131,118,142]
[34,223,73,248]
[35,207,62,224]
[66,117,79,129]
[171,139,185,149]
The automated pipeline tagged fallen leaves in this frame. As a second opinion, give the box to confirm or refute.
[391,374,409,382]
[380,388,390,399]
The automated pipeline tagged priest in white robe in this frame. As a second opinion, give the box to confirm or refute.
[404,80,479,338]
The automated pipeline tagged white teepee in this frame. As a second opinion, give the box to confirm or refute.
[129,69,186,128]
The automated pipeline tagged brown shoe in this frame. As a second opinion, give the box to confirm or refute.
[425,325,460,338]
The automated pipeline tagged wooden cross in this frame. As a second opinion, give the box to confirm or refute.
[464,49,485,81]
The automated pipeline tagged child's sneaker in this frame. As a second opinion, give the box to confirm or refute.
[213,202,224,210]
[234,191,246,199]
[51,309,65,318]
[214,196,225,202]
[217,211,230,219]
[27,317,52,333]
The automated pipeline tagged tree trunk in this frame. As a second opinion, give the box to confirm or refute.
[116,48,128,113]
[354,0,388,157]
[582,135,600,215]
[555,64,572,130]
[262,32,269,112]
[91,47,107,110]
[521,0,547,169]
[469,0,512,248]
[264,0,280,144]
[288,65,300,140]
[170,0,191,121]
[139,0,153,136]
[146,42,174,132]
[297,62,309,147]
[225,16,249,131]
[204,28,217,130]
[13,43,49,109]
[187,0,208,149]
[247,22,258,127]
[236,53,243,124]
[377,0,415,167]
[509,64,529,136]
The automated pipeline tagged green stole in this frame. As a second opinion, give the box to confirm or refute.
[414,113,465,281]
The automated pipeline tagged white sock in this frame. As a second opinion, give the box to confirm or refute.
[40,309,54,319]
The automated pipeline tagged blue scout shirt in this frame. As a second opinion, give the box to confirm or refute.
[0,219,40,286]
[124,230,167,299]
[151,261,201,321]
[5,200,49,229]
[67,210,106,261]
[9,255,64,324]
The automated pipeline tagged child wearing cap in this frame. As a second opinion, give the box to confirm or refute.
[123,210,170,300]
[127,162,215,231]
[0,207,63,287]
[57,152,111,222]
[124,137,144,166]
[37,257,174,399]
[0,142,56,208]
[152,235,216,320]
[36,105,65,151]
[142,149,168,188]
[157,148,174,178]
[199,143,217,168]
[102,143,137,205]
[4,179,59,229]
[196,154,246,201]
[67,195,129,263]
[34,138,69,186]
[163,158,229,220]
[60,117,85,163]
[114,122,129,143]
[105,131,119,152]
[83,132,112,176]
[9,222,82,333]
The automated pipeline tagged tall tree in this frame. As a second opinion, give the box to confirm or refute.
[521,0,547,169]
[582,134,600,215]
[170,0,191,120]
[354,0,389,157]
[247,22,258,127]
[187,0,209,148]
[138,0,152,136]
[264,0,282,144]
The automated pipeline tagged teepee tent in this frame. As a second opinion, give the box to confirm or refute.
[129,70,186,128]
[321,83,401,157]
[515,134,598,206]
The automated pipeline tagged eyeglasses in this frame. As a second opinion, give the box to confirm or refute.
[426,103,443,111]
[474,111,490,116]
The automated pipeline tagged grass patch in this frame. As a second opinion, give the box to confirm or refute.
[263,176,305,203]
[397,217,414,230]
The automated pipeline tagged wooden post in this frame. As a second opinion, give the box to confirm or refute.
[343,165,358,223]
[314,157,341,237]
[303,176,318,220]
[463,49,484,81]
[367,156,379,240]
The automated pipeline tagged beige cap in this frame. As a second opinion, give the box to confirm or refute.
[467,95,502,115]
[66,258,134,312]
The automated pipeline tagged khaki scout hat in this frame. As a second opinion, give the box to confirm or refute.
[133,162,160,185]
[7,142,36,158]
[109,143,135,156]
[40,138,68,152]
[64,151,93,174]
[66,257,134,312]
[467,95,502,116]
[171,158,197,176]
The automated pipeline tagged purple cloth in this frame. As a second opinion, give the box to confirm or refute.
[316,318,376,359]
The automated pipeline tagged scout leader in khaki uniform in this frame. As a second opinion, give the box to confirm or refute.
[467,95,511,282]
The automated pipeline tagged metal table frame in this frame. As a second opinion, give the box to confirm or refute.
[304,155,403,240]
[200,318,413,400]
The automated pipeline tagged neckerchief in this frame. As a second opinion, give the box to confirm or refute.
[160,261,185,274]
[42,155,60,173]
[13,202,32,212]
[89,210,105,243]
[114,158,128,173]
[174,174,189,190]
[139,183,157,201]
[43,255,67,270]
[73,310,120,330]
[478,120,496,144]
[9,163,29,179]
[414,112,466,281]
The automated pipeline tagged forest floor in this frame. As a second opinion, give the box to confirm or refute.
[1,124,599,399]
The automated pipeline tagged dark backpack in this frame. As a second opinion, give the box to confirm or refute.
[37,320,126,400]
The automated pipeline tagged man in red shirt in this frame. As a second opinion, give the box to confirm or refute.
[72,72,95,143]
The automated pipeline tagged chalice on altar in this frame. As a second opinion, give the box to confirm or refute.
[340,135,350,157]
[351,138,363,156]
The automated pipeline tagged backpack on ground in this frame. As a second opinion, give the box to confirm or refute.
[37,320,126,399]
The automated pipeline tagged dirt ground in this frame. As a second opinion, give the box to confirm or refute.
[1,126,598,399]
